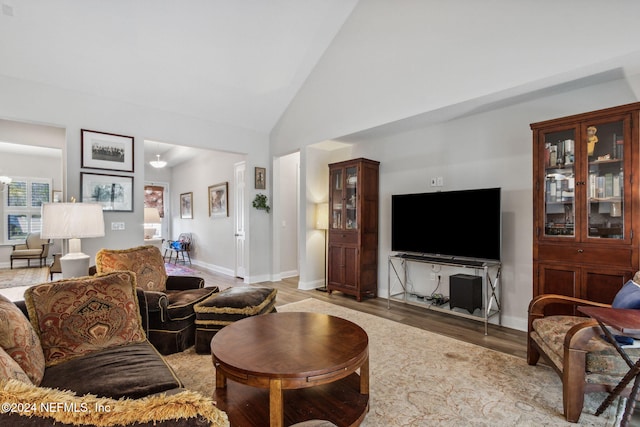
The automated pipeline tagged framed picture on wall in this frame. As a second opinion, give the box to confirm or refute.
[208,182,228,218]
[180,192,193,219]
[81,129,134,172]
[255,167,266,189]
[81,172,133,211]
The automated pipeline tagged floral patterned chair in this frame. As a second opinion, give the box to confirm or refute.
[527,275,640,422]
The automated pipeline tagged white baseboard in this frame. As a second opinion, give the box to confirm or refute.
[279,269,298,279]
[298,278,325,291]
[191,260,234,278]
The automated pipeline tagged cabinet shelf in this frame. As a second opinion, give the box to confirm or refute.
[590,158,623,166]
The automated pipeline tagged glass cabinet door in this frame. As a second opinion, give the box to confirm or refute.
[345,166,358,230]
[330,165,359,230]
[543,129,576,237]
[330,168,343,229]
[585,119,625,240]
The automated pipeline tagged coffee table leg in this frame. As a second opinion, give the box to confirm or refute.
[360,356,369,395]
[269,378,284,427]
[212,354,226,389]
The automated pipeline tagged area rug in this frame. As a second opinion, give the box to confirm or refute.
[0,267,48,289]
[164,298,623,426]
[164,262,200,276]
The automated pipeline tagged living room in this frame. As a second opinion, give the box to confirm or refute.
[2,1,640,425]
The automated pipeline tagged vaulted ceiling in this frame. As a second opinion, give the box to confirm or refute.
[0,0,357,134]
[3,0,640,150]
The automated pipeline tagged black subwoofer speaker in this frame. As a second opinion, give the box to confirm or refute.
[449,274,482,314]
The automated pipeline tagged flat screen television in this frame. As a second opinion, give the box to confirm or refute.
[391,187,501,261]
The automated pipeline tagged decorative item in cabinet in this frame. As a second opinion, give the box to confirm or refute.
[327,158,379,301]
[532,103,640,310]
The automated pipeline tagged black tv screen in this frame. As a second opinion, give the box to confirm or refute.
[391,188,501,261]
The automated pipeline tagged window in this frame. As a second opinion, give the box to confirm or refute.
[4,177,51,242]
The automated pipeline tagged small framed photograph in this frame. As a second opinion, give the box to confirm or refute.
[52,190,63,203]
[208,182,229,218]
[81,172,133,211]
[255,167,266,190]
[180,192,193,219]
[81,129,134,172]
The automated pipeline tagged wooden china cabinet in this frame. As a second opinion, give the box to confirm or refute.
[531,103,640,311]
[327,158,380,301]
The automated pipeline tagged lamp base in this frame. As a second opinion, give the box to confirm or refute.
[60,253,90,279]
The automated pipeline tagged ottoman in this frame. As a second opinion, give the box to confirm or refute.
[194,286,277,353]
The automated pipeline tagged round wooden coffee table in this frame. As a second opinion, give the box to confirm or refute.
[211,312,369,427]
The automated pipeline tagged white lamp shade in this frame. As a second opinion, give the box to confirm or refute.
[315,203,329,230]
[41,203,105,239]
[144,207,162,223]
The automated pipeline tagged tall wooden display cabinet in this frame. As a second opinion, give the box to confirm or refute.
[531,103,640,311]
[327,158,380,301]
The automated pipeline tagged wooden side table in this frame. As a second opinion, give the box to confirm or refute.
[578,306,640,426]
[49,253,62,281]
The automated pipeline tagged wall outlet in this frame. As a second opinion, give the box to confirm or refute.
[111,222,125,231]
[436,176,444,186]
[430,177,437,186]
[430,273,436,280]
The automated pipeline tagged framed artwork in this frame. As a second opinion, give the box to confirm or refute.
[81,129,134,172]
[180,192,193,219]
[52,190,63,203]
[255,167,266,190]
[208,182,228,218]
[81,172,133,211]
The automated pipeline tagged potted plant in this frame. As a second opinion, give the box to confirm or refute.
[252,194,271,213]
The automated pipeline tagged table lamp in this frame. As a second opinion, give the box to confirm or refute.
[144,207,161,239]
[41,202,105,278]
[315,202,329,291]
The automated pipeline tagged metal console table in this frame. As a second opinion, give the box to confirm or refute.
[387,254,502,335]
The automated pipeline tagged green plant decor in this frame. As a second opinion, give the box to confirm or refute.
[252,193,271,213]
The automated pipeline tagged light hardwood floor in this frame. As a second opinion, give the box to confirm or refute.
[191,265,528,360]
[3,264,528,359]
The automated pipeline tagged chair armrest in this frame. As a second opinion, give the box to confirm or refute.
[528,294,611,336]
[564,319,602,351]
[143,290,168,312]
[166,276,204,290]
[12,243,28,251]
[529,294,611,317]
[40,242,50,256]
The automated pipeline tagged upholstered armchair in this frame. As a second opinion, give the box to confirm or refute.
[95,245,217,354]
[528,291,640,422]
[10,233,50,268]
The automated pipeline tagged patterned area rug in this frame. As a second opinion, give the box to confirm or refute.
[164,263,199,276]
[164,298,624,426]
[0,267,48,289]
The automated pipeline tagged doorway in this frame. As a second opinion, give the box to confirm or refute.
[234,161,246,279]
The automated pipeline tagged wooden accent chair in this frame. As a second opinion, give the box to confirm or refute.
[528,292,640,422]
[10,232,50,268]
[163,232,192,265]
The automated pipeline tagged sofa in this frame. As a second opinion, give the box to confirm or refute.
[0,271,228,427]
[94,245,217,354]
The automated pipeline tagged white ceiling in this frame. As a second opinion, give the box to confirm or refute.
[0,0,358,134]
